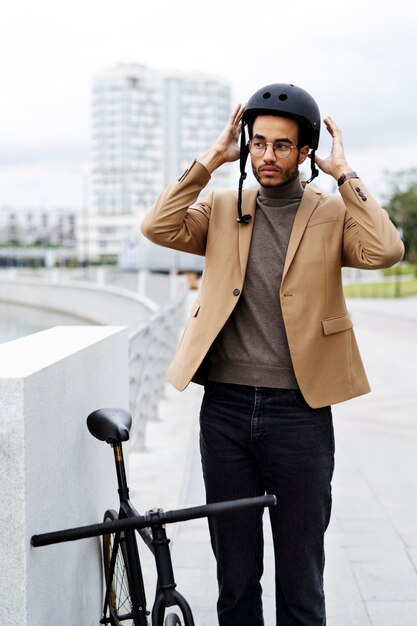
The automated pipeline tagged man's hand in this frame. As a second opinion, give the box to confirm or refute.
[199,104,245,174]
[314,117,353,181]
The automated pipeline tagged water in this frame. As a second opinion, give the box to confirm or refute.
[0,302,92,344]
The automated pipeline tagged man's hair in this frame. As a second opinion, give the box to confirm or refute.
[247,112,311,148]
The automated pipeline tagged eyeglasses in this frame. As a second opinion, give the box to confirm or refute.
[248,140,297,160]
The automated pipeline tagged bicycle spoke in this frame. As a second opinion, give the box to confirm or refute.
[111,537,134,619]
[104,517,139,626]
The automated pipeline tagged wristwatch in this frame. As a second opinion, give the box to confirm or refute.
[337,171,359,187]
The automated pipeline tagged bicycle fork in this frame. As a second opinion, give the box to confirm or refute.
[149,510,194,626]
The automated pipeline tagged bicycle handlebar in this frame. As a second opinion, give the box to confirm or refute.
[161,495,276,524]
[31,494,276,548]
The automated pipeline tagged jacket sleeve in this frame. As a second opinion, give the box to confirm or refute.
[340,178,404,269]
[141,160,213,256]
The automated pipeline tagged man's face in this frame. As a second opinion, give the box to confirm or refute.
[250,115,309,187]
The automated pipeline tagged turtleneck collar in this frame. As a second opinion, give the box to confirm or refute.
[258,175,303,201]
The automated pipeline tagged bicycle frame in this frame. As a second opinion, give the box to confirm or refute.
[31,407,276,626]
[102,442,148,625]
[105,442,194,626]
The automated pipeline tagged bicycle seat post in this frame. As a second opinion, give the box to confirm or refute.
[112,442,130,503]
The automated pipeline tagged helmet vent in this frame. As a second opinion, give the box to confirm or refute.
[262,92,271,99]
[279,93,288,101]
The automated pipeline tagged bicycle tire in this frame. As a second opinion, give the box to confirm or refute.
[164,613,183,626]
[103,509,140,626]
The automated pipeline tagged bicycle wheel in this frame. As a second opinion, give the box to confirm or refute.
[103,509,140,626]
[164,613,183,626]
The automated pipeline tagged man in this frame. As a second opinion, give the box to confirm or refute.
[141,84,404,625]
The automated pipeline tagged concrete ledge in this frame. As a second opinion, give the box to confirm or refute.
[0,326,129,625]
[0,275,158,329]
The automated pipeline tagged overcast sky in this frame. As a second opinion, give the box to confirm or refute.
[0,0,416,208]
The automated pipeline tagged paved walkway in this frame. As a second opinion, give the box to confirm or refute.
[130,296,417,625]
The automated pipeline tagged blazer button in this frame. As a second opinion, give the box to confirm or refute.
[233,288,240,296]
[355,186,367,201]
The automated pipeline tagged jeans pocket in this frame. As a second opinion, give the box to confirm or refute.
[291,389,312,410]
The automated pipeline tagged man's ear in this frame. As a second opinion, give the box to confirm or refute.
[298,145,310,164]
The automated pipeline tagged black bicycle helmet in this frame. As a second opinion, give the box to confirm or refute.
[237,83,321,224]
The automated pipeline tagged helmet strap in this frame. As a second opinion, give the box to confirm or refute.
[306,149,319,184]
[236,125,252,224]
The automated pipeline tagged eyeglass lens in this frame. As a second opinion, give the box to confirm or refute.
[249,141,293,159]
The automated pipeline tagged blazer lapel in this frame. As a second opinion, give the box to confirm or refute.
[282,184,320,280]
[238,187,259,277]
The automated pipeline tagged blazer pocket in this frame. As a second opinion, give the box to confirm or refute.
[307,216,338,228]
[322,313,353,335]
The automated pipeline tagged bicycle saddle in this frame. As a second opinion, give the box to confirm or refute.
[87,408,132,444]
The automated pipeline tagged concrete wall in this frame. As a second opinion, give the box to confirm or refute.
[0,326,129,625]
[0,269,189,447]
[0,273,158,330]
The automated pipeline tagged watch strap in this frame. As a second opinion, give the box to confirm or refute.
[337,171,359,187]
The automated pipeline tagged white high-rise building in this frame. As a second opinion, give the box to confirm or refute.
[91,64,232,216]
[88,64,232,263]
[91,64,163,218]
[162,73,232,193]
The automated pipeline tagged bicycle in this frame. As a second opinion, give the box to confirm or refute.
[31,406,276,626]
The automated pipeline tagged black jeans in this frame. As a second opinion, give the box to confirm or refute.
[199,382,335,626]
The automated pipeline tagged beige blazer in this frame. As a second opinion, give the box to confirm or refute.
[141,160,404,408]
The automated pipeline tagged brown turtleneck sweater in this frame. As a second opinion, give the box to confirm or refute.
[209,175,304,388]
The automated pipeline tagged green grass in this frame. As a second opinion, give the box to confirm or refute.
[343,279,417,298]
[380,263,417,277]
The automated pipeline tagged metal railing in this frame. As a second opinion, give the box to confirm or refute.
[0,267,189,449]
[128,288,187,448]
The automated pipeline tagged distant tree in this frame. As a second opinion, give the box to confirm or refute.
[383,168,417,260]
